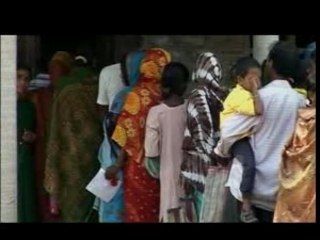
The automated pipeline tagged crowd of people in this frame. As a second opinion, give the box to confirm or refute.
[16,41,316,223]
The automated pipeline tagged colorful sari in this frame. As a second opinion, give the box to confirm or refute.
[17,99,38,222]
[30,51,74,222]
[181,52,228,220]
[44,81,102,222]
[30,87,55,222]
[273,107,316,222]
[96,50,145,222]
[55,67,96,96]
[112,48,171,222]
[31,79,83,222]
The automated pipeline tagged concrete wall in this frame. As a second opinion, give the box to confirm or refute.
[113,35,142,63]
[141,35,251,87]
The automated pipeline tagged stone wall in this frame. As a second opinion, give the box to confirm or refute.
[141,35,251,87]
[113,35,142,63]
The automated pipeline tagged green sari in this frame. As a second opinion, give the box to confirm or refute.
[44,82,102,222]
[17,99,38,222]
[54,67,95,96]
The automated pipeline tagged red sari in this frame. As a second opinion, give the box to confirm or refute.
[112,48,171,222]
[30,87,59,222]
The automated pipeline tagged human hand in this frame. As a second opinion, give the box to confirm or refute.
[105,165,120,180]
[248,76,261,94]
[22,130,36,143]
[49,196,60,216]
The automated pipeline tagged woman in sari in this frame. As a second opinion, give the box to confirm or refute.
[55,53,97,95]
[17,66,38,222]
[109,48,171,222]
[95,50,145,222]
[30,51,74,222]
[44,68,102,222]
[180,52,228,221]
[273,53,316,223]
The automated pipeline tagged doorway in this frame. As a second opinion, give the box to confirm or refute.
[17,35,142,75]
[39,35,115,73]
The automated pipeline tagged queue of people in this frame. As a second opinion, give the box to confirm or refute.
[16,41,316,223]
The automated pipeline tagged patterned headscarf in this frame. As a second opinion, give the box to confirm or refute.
[49,51,74,72]
[139,48,171,83]
[193,53,222,85]
[112,48,171,163]
[181,52,227,192]
[192,52,224,104]
[105,50,145,143]
[101,51,146,172]
[110,50,145,114]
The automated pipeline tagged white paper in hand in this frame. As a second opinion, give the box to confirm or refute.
[86,168,122,203]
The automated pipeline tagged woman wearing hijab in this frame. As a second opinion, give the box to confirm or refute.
[31,51,74,222]
[44,58,102,222]
[95,50,145,222]
[109,48,171,222]
[180,52,228,221]
[55,51,96,94]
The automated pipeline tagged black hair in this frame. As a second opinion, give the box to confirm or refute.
[17,65,32,80]
[293,59,309,88]
[260,59,269,86]
[267,41,300,80]
[230,56,261,82]
[306,81,316,106]
[311,50,316,61]
[161,62,190,98]
[307,81,316,94]
[119,53,130,86]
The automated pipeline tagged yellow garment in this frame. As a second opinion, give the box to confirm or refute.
[220,84,255,126]
[273,107,316,223]
[294,88,308,97]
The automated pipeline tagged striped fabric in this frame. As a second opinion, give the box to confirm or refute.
[28,73,50,90]
[181,52,228,193]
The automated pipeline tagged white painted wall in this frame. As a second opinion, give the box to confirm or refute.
[253,35,279,64]
[1,35,18,222]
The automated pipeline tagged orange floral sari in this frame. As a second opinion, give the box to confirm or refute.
[112,48,171,222]
[274,107,316,222]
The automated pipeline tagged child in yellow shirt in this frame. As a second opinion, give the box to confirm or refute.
[216,57,263,223]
